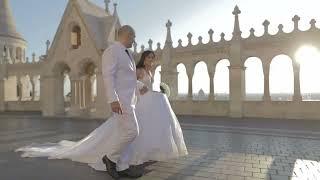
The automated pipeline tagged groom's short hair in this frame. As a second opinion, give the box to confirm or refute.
[118,25,135,37]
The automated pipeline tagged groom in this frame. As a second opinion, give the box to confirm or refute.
[101,25,146,179]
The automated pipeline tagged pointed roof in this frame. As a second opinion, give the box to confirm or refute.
[75,0,117,49]
[77,0,110,17]
[48,0,120,58]
[0,0,25,41]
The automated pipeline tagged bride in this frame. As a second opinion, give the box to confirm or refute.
[15,50,188,172]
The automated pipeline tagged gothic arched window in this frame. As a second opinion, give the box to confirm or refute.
[71,26,81,49]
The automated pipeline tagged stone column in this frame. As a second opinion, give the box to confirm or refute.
[84,76,93,111]
[6,47,12,64]
[82,77,87,108]
[70,79,76,105]
[31,76,35,101]
[68,77,82,116]
[228,19,244,117]
[292,61,302,101]
[40,75,49,116]
[0,78,5,112]
[79,77,85,109]
[228,65,246,118]
[262,61,271,101]
[94,71,110,118]
[23,49,26,62]
[209,65,216,101]
[36,76,40,101]
[56,75,65,115]
[0,46,4,64]
[41,75,64,116]
[186,67,194,100]
[160,66,179,100]
[0,58,5,111]
[12,46,17,63]
[17,76,22,101]
[75,80,81,108]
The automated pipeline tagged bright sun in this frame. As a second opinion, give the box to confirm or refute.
[295,45,320,65]
[295,45,320,95]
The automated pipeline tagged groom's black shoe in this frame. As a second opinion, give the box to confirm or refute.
[102,155,119,179]
[118,167,144,178]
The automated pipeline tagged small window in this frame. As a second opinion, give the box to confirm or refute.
[71,26,81,49]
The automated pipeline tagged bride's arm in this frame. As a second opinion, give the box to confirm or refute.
[136,80,148,97]
[136,68,149,94]
[137,80,145,90]
[136,68,144,81]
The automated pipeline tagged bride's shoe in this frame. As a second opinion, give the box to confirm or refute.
[102,155,119,179]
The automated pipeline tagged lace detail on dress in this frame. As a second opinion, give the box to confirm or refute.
[138,68,153,90]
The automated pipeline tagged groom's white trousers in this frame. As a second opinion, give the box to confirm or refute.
[106,106,139,171]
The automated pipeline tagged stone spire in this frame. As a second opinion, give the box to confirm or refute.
[165,20,173,47]
[0,0,25,41]
[113,3,118,17]
[104,0,110,14]
[232,5,242,40]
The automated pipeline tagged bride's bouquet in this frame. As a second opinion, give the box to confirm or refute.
[160,82,170,97]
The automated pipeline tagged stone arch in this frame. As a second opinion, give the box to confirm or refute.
[214,59,230,100]
[244,57,264,100]
[78,59,97,76]
[190,59,206,70]
[192,61,209,100]
[32,75,41,101]
[78,59,97,110]
[51,61,71,114]
[20,75,32,101]
[269,54,294,101]
[295,45,320,100]
[52,61,71,76]
[63,73,71,102]
[176,63,188,97]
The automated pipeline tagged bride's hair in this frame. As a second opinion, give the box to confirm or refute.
[136,50,155,69]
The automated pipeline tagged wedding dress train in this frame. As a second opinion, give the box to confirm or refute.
[16,88,188,171]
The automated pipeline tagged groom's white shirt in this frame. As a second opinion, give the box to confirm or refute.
[102,41,137,108]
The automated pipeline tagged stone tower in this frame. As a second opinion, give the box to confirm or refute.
[0,0,27,64]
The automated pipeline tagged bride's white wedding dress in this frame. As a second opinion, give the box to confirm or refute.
[15,70,188,171]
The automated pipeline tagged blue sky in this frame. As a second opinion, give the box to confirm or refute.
[10,0,320,58]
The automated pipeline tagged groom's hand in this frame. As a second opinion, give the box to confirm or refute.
[110,101,123,115]
[139,86,148,95]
